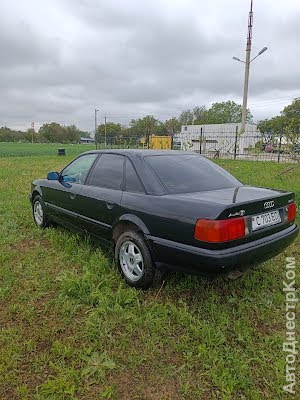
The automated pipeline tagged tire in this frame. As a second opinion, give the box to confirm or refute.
[32,195,52,229]
[115,230,162,289]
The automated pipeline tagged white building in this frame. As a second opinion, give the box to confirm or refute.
[175,123,260,155]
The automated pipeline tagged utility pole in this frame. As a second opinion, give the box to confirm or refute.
[31,122,35,144]
[149,116,154,136]
[241,0,253,133]
[168,119,172,136]
[104,116,107,147]
[94,108,99,148]
[233,0,267,134]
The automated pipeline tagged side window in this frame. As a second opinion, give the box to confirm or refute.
[88,154,124,189]
[61,154,98,184]
[125,159,144,193]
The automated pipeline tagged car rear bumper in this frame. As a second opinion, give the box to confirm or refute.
[147,224,299,274]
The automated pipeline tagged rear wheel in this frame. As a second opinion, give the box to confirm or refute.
[115,230,161,289]
[32,195,51,229]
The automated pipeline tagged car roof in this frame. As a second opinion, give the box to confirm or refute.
[77,149,205,196]
[81,149,198,157]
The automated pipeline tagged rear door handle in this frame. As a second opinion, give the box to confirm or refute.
[106,202,114,209]
[70,193,76,200]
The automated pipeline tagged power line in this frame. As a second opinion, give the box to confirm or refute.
[249,95,300,106]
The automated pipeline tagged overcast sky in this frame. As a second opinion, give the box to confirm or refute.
[1,0,300,132]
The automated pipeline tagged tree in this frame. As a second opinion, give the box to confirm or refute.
[192,106,207,123]
[95,122,124,144]
[178,107,207,125]
[39,123,66,143]
[257,116,285,142]
[23,128,39,143]
[282,97,300,120]
[128,115,159,138]
[64,125,81,143]
[202,101,253,124]
[178,109,194,125]
[164,117,181,134]
[38,123,82,143]
[258,98,300,145]
[178,102,252,126]
[280,98,300,143]
[0,126,24,142]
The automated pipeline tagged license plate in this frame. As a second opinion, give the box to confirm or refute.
[252,210,281,231]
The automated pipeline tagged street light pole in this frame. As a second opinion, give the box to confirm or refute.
[241,45,251,133]
[94,108,99,149]
[104,116,107,148]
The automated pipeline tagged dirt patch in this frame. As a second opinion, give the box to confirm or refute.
[111,370,180,400]
[252,319,283,336]
[9,237,50,253]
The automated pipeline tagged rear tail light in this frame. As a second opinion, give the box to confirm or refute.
[194,217,246,242]
[287,202,297,222]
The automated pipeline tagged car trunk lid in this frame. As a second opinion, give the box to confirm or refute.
[175,186,294,214]
[215,186,294,221]
[177,186,295,244]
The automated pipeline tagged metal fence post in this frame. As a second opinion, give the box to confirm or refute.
[277,135,282,163]
[199,127,203,154]
[234,125,238,160]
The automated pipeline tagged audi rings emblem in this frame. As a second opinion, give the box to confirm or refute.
[264,200,275,209]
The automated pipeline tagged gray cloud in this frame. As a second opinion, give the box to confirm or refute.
[1,0,300,131]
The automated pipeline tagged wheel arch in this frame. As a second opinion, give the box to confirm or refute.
[112,214,150,243]
[31,187,43,203]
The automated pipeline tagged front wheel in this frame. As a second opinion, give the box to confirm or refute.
[115,230,161,289]
[32,195,51,229]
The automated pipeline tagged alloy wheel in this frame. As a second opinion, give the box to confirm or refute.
[34,200,44,226]
[119,240,144,282]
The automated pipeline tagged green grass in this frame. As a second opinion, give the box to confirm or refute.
[0,141,143,158]
[0,142,96,157]
[216,159,300,207]
[0,155,299,399]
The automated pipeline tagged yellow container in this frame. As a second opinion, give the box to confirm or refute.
[148,135,172,150]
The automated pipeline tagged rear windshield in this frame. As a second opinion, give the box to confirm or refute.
[145,154,241,194]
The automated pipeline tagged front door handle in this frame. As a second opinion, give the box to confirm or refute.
[106,202,114,210]
[70,193,76,200]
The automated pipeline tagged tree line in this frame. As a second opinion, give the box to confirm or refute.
[0,99,299,143]
[257,98,300,144]
[0,123,89,144]
[95,101,253,143]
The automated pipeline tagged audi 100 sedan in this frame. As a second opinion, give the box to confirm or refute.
[30,150,298,289]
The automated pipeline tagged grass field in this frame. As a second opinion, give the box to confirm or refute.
[0,143,96,157]
[0,153,299,399]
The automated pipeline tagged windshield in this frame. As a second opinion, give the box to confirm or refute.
[145,154,241,194]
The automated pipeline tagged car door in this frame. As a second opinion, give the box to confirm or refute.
[43,153,98,228]
[77,153,125,241]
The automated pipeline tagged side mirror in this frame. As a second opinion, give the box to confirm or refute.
[47,171,60,181]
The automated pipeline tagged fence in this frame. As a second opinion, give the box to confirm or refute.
[96,134,172,150]
[95,130,300,163]
[173,128,300,163]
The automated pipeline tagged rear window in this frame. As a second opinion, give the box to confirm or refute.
[145,154,241,194]
[88,154,124,189]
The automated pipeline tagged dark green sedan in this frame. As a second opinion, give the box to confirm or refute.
[30,150,298,288]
